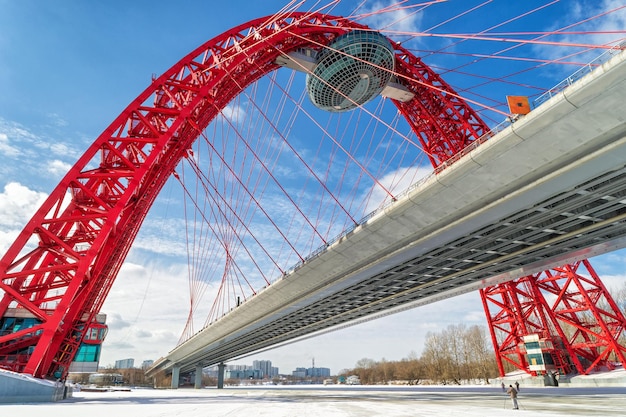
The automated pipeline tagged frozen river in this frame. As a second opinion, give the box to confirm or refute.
[5,385,626,416]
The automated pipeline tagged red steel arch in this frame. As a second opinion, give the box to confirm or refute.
[0,12,486,379]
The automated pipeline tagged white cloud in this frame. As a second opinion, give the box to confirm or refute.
[0,182,48,259]
[0,229,21,260]
[49,142,79,158]
[0,182,48,228]
[360,0,424,37]
[0,117,81,183]
[0,182,75,262]
[99,260,219,366]
[587,272,626,296]
[535,0,626,70]
[581,0,626,46]
[363,165,432,213]
[221,103,247,124]
[47,112,68,127]
[47,159,73,177]
[106,312,133,331]
[0,132,19,157]
[0,118,39,156]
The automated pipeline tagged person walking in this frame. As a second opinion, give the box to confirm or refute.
[507,384,519,410]
[515,381,520,391]
[501,382,506,392]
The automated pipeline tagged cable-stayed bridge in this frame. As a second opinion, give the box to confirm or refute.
[1,9,625,393]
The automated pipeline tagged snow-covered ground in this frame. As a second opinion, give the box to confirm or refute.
[3,384,626,416]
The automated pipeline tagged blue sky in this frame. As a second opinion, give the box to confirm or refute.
[1,0,625,374]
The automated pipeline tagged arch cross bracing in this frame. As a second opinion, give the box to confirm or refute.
[0,12,487,379]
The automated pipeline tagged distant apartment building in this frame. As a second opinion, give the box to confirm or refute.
[114,358,135,369]
[253,360,278,378]
[292,366,331,378]
[141,360,154,369]
[215,360,280,380]
[307,367,331,378]
[227,364,251,372]
[225,367,262,380]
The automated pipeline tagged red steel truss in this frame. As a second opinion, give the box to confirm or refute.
[480,261,626,376]
[0,12,488,380]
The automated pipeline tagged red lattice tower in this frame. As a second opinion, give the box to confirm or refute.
[480,261,626,376]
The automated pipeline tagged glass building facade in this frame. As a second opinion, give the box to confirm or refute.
[0,308,107,374]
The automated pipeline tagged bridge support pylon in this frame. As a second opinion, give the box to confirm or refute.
[171,366,180,389]
[194,364,203,389]
[217,363,226,389]
[480,260,626,377]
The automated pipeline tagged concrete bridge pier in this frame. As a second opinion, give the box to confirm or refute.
[194,364,203,389]
[217,362,226,389]
[171,366,180,389]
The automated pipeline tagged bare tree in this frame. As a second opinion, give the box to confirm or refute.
[353,357,377,384]
[342,325,499,385]
[395,352,423,385]
[422,330,454,384]
[464,325,498,383]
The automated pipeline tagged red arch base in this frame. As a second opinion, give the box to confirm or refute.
[481,260,626,376]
